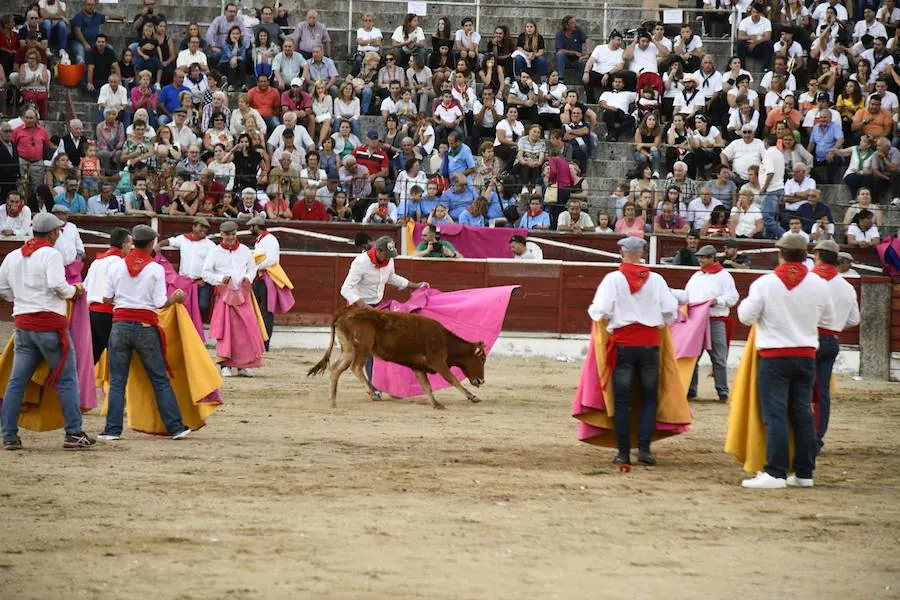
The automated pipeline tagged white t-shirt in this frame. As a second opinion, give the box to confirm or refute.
[811,2,848,24]
[494,119,525,146]
[693,69,723,98]
[723,138,765,180]
[599,89,637,113]
[738,16,772,37]
[38,0,66,18]
[356,27,383,53]
[860,48,895,78]
[629,44,659,75]
[732,205,762,237]
[434,102,463,126]
[760,147,785,192]
[760,71,796,92]
[781,229,810,242]
[589,44,624,75]
[873,90,899,114]
[846,223,880,243]
[454,29,481,48]
[774,40,804,60]
[853,19,887,40]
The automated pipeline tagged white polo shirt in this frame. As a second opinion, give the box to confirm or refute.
[846,223,880,244]
[0,246,75,317]
[104,258,168,311]
[738,16,772,37]
[169,234,216,279]
[599,89,637,113]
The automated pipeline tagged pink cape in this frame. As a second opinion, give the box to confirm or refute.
[262,271,296,315]
[154,254,204,340]
[669,301,714,359]
[65,260,98,410]
[208,283,265,369]
[412,223,527,259]
[371,285,517,398]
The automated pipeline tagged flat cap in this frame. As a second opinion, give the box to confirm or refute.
[776,233,809,250]
[193,216,210,227]
[838,251,854,262]
[32,212,64,234]
[814,239,840,253]
[219,221,238,233]
[724,238,739,248]
[375,236,398,258]
[618,236,647,251]
[132,224,158,243]
[246,215,266,227]
[695,244,718,257]
[50,204,70,214]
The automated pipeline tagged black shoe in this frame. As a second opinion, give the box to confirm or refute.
[612,452,631,465]
[718,395,729,403]
[3,437,23,451]
[638,450,657,465]
[63,432,96,450]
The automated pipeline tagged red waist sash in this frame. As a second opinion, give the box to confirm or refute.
[817,328,840,337]
[759,347,816,359]
[89,302,114,315]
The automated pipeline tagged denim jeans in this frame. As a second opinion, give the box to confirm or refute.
[634,149,662,175]
[757,356,817,479]
[197,282,212,315]
[513,55,548,79]
[689,319,729,399]
[815,334,840,452]
[612,345,660,455]
[361,86,374,114]
[104,321,186,436]
[760,190,784,239]
[40,19,69,51]
[2,329,83,442]
[70,40,88,65]
[252,277,273,351]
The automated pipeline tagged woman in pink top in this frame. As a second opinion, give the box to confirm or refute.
[614,201,646,238]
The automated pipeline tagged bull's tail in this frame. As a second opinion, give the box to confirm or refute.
[307,313,340,377]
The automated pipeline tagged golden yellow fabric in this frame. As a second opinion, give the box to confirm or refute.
[405,221,416,256]
[577,321,694,448]
[95,304,223,433]
[249,288,270,342]
[252,252,294,289]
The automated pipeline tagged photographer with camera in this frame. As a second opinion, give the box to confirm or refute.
[414,224,463,258]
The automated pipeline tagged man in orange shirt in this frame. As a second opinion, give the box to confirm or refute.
[247,74,282,131]
[850,94,892,140]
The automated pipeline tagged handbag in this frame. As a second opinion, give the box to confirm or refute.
[544,184,559,204]
[503,204,520,223]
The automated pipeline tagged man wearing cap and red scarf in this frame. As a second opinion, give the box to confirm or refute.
[98,224,192,442]
[586,236,679,467]
[83,227,132,363]
[340,235,426,398]
[810,239,859,454]
[735,233,834,489]
[0,212,95,450]
[248,215,295,350]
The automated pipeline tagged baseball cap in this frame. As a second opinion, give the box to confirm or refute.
[366,129,380,140]
[375,236,398,258]
[290,77,303,87]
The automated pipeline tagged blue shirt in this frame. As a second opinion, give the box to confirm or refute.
[446,144,476,183]
[519,211,551,229]
[809,121,843,161]
[441,186,477,220]
[53,192,87,214]
[159,84,189,113]
[555,27,587,53]
[458,210,486,227]
[72,11,106,44]
[398,198,424,220]
[419,195,445,216]
[488,191,516,220]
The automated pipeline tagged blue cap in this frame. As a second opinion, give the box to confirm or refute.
[366,129,379,139]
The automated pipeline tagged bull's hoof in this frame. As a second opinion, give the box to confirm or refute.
[432,402,446,410]
[468,395,481,403]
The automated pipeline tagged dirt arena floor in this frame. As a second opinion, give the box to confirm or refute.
[1,349,898,599]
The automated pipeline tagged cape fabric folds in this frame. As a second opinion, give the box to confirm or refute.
[95,304,223,433]
[670,300,715,387]
[65,259,99,411]
[571,321,693,448]
[371,285,518,398]
[208,281,268,369]
[253,252,296,314]
[155,253,205,340]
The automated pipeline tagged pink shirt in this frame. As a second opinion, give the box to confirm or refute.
[615,217,646,238]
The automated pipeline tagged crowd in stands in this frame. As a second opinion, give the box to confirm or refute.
[0,0,898,250]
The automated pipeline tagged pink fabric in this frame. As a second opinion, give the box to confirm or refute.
[154,254,204,340]
[64,260,98,410]
[209,284,265,369]
[549,155,574,188]
[412,223,527,259]
[372,285,517,398]
[669,301,713,359]
[262,272,296,314]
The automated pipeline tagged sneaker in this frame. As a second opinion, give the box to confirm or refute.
[63,432,96,450]
[786,473,814,488]
[612,452,631,465]
[892,197,900,206]
[3,437,23,451]
[652,170,659,179]
[97,433,121,441]
[637,449,657,465]
[237,368,253,377]
[221,366,234,377]
[371,389,383,401]
[172,428,192,440]
[741,471,786,489]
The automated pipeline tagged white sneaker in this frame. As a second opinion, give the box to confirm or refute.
[172,429,192,440]
[786,473,814,487]
[221,367,234,377]
[97,434,121,441]
[741,471,787,489]
[237,368,252,377]
[892,197,900,206]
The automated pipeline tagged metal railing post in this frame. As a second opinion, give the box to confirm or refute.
[348,0,354,56]
[731,6,739,55]
[602,3,608,43]
[475,0,481,36]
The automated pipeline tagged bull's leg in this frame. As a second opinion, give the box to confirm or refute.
[413,370,445,410]
[436,365,481,404]
[350,355,379,401]
[329,352,354,408]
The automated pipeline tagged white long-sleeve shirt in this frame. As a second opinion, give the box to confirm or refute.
[54,222,85,266]
[84,253,124,305]
[0,205,33,237]
[818,274,860,333]
[254,232,280,271]
[104,259,168,311]
[340,251,409,306]
[587,270,679,332]
[738,270,834,350]
[168,235,216,279]
[201,244,257,286]
[0,246,76,316]
[674,269,740,318]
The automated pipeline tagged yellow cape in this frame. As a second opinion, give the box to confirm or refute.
[576,321,694,447]
[405,221,416,256]
[252,252,294,289]
[95,304,223,433]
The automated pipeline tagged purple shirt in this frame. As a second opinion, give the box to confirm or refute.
[654,214,688,231]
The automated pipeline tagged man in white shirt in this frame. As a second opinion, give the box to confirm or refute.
[556,199,595,232]
[729,190,763,237]
[97,73,130,127]
[340,236,425,397]
[871,78,899,114]
[737,233,834,489]
[175,35,209,71]
[0,212,93,451]
[248,216,295,350]
[167,108,199,153]
[586,236,679,467]
[509,235,543,260]
[810,239,860,453]
[773,29,805,74]
[783,163,816,215]
[737,4,773,68]
[161,216,216,315]
[672,73,707,118]
[623,30,668,79]
[99,224,191,442]
[83,227,131,363]
[583,30,625,104]
[859,37,895,79]
[598,74,637,142]
[845,209,881,246]
[671,245,739,401]
[811,0,848,25]
[782,216,810,242]
[759,141,785,239]
[693,54,723,107]
[853,6,887,41]
[50,205,85,266]
[686,186,722,230]
[721,125,765,183]
[759,56,797,93]
[0,191,33,237]
[837,251,859,277]
[672,23,704,72]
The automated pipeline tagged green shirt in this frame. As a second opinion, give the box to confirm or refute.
[415,239,458,258]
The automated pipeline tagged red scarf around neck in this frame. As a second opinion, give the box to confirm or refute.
[21,238,52,257]
[701,262,724,274]
[96,247,125,260]
[124,249,154,277]
[256,230,270,244]
[774,262,808,290]
[367,247,389,268]
[618,263,650,294]
[184,233,202,241]
[220,240,240,252]
[527,208,543,218]
[813,263,838,281]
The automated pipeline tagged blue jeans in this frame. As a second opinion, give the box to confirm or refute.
[361,86,374,114]
[513,55,548,79]
[757,356,817,479]
[689,319,729,399]
[634,149,662,175]
[41,19,69,51]
[133,54,161,72]
[70,40,89,65]
[612,345,660,455]
[814,333,839,453]
[555,52,585,81]
[197,282,212,315]
[103,321,186,436]
[2,329,83,442]
[760,191,784,240]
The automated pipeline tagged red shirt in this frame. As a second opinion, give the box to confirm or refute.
[15,45,48,67]
[12,125,51,162]
[280,89,312,113]
[0,29,18,54]
[351,144,389,178]
[248,86,281,118]
[292,199,329,221]
[202,179,225,204]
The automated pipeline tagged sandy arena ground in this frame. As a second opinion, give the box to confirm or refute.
[1,349,898,599]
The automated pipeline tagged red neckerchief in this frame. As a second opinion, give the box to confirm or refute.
[184,233,199,241]
[618,263,651,294]
[367,248,389,268]
[774,262,808,290]
[527,207,543,217]
[96,247,125,260]
[124,249,154,277]
[6,203,22,218]
[21,238,53,257]
[813,263,838,281]
[256,230,270,244]
[220,241,240,252]
[701,262,724,274]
